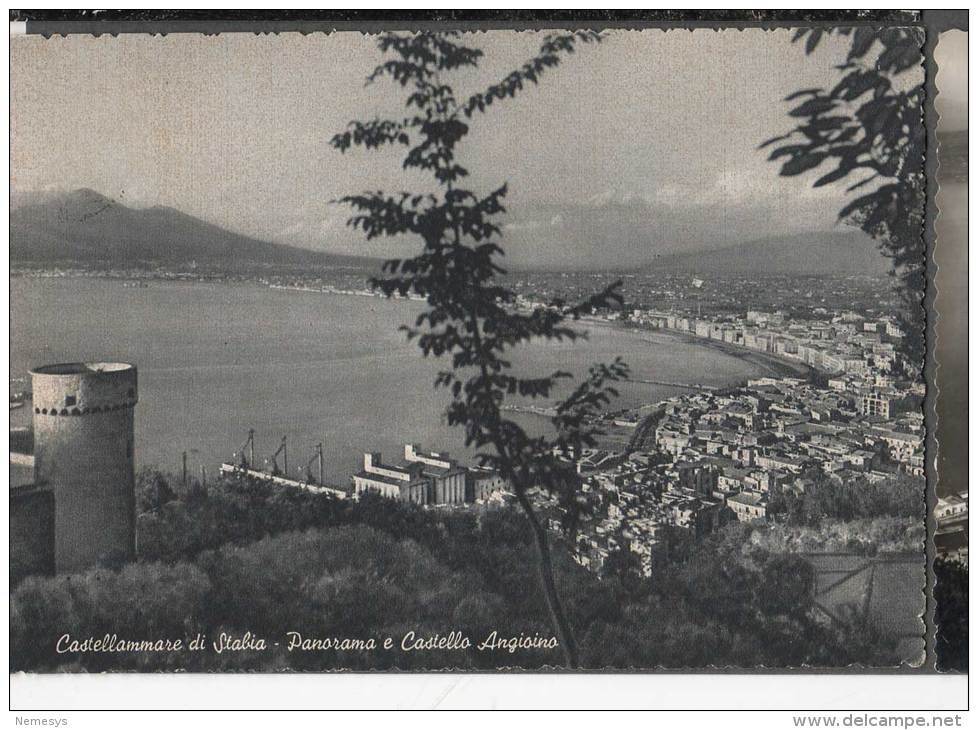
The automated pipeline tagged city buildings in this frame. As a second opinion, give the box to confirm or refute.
[339,283,925,579]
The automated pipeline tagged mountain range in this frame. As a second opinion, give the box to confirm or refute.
[10,189,376,270]
[643,231,891,276]
[11,189,892,276]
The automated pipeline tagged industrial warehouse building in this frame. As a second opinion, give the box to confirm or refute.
[352,443,507,505]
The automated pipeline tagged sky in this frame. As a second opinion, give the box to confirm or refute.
[10,29,923,269]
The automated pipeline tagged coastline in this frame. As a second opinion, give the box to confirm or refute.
[582,317,814,381]
[246,291,808,387]
[14,272,813,383]
[15,274,827,481]
[647,328,814,380]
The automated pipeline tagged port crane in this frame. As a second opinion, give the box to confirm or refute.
[264,436,288,476]
[221,431,346,500]
[303,442,326,486]
[231,429,256,469]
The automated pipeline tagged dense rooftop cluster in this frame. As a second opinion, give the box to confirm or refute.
[341,298,927,577]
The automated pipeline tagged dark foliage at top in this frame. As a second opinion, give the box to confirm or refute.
[10,10,920,24]
[764,28,926,367]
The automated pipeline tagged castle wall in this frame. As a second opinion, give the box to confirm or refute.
[10,486,55,586]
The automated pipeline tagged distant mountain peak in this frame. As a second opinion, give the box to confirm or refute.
[10,188,378,271]
[68,186,109,200]
[643,230,891,276]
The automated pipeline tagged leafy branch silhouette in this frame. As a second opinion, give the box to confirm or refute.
[762,27,925,369]
[332,30,628,668]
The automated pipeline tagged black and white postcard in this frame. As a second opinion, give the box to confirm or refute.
[6,9,968,714]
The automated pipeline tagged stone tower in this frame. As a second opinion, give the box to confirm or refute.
[30,362,138,572]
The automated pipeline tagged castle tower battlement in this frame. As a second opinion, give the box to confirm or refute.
[30,362,138,572]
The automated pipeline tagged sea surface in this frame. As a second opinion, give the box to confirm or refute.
[11,277,766,483]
